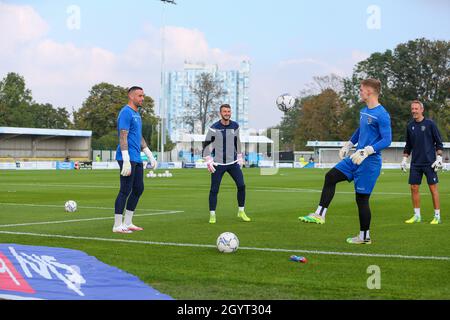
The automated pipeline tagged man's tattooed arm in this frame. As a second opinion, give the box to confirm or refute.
[141,137,148,151]
[120,130,129,151]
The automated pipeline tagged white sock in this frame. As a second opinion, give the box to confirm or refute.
[434,209,440,218]
[210,211,216,216]
[124,210,134,226]
[414,208,421,218]
[114,214,123,228]
[315,206,327,218]
[360,230,370,240]
[238,207,245,212]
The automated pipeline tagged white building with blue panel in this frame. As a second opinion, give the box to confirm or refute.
[162,61,250,141]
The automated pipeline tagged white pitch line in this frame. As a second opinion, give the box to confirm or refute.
[0,183,180,189]
[2,182,448,196]
[0,202,177,212]
[0,211,183,228]
[0,230,448,262]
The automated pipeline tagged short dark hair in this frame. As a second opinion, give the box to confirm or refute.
[128,86,143,95]
[220,104,231,112]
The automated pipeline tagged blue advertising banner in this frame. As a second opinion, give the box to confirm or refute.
[0,244,173,300]
[56,161,75,170]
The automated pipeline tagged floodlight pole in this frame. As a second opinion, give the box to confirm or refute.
[159,0,176,164]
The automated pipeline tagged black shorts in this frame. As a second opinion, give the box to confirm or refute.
[409,165,439,185]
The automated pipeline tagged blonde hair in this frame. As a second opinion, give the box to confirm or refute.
[411,100,424,109]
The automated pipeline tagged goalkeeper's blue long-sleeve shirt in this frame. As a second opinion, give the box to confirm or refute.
[350,105,392,156]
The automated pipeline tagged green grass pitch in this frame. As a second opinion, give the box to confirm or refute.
[0,168,449,299]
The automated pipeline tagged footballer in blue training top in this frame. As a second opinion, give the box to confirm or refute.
[299,78,392,244]
[402,100,444,225]
[113,86,158,234]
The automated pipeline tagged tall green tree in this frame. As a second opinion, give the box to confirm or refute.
[74,83,129,139]
[73,82,159,149]
[0,72,72,129]
[276,75,348,150]
[274,38,449,147]
[294,89,349,149]
[179,72,227,134]
[276,106,300,151]
[29,103,71,129]
[92,130,118,150]
[343,38,450,140]
[0,72,33,127]
[437,99,450,140]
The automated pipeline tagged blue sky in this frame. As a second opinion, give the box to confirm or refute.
[1,0,449,128]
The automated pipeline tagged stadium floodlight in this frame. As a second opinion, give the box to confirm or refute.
[158,0,176,163]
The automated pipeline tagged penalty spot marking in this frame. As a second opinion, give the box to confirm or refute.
[0,230,448,262]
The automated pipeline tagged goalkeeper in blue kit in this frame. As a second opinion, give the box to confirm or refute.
[113,86,158,234]
[299,79,392,244]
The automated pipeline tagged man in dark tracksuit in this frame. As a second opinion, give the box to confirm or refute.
[402,100,444,224]
[203,104,251,224]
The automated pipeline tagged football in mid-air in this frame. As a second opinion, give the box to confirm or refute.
[217,232,239,253]
[64,200,77,213]
[276,94,296,112]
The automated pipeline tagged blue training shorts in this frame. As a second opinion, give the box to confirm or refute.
[335,156,382,195]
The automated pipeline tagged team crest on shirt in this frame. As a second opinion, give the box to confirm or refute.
[421,126,426,132]
[367,117,373,124]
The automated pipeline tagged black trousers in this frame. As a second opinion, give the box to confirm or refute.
[209,163,245,211]
[115,161,144,215]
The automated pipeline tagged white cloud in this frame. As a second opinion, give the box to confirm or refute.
[0,2,48,53]
[123,25,248,71]
[164,26,248,69]
[0,3,248,112]
[0,3,367,131]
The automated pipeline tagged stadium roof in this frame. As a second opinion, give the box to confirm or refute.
[306,141,450,148]
[178,134,273,144]
[0,127,92,137]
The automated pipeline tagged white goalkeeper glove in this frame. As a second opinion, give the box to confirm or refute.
[205,156,216,173]
[350,146,375,165]
[431,155,443,172]
[339,141,354,160]
[401,156,408,173]
[143,147,158,169]
[120,150,132,177]
[237,153,244,168]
